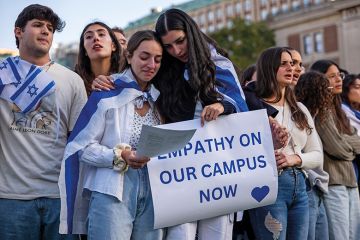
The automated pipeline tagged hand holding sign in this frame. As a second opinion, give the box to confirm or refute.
[147,110,278,228]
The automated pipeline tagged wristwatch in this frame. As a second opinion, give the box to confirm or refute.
[113,147,129,173]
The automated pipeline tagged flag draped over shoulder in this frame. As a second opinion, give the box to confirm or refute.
[0,56,55,113]
[210,45,249,113]
[58,69,160,234]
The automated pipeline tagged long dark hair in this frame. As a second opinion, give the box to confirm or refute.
[295,71,333,124]
[75,21,121,95]
[310,60,352,134]
[154,8,223,123]
[256,47,311,133]
[240,64,256,87]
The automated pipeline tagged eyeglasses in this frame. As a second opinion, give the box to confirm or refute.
[327,72,345,81]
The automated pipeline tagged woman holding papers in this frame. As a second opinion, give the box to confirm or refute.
[75,21,122,96]
[247,47,322,240]
[59,30,164,240]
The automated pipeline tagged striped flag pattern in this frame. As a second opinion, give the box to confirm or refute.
[0,56,55,113]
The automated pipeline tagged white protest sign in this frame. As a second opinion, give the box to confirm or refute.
[147,109,278,228]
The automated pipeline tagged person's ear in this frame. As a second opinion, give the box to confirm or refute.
[111,42,116,52]
[14,27,22,39]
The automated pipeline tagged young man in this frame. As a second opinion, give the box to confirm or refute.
[0,4,87,239]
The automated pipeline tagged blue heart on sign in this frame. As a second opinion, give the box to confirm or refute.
[251,186,270,202]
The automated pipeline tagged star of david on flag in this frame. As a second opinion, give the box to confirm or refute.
[0,56,56,113]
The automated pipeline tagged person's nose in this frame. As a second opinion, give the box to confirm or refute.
[286,64,293,71]
[93,34,100,42]
[41,26,49,35]
[174,46,182,56]
[147,58,156,69]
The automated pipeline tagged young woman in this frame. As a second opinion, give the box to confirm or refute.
[75,21,121,95]
[154,8,248,124]
[294,71,331,240]
[284,47,305,87]
[284,48,330,240]
[59,30,164,240]
[311,60,360,240]
[152,8,249,240]
[247,47,322,240]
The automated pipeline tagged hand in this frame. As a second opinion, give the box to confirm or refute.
[275,151,301,170]
[91,75,114,91]
[122,150,150,169]
[269,117,289,150]
[200,103,224,127]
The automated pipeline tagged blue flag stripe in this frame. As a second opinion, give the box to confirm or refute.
[22,81,55,113]
[65,153,79,233]
[26,65,37,77]
[10,68,41,101]
[216,66,248,112]
[0,78,3,95]
[6,57,21,82]
[68,80,139,143]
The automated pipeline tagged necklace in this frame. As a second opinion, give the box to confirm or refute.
[42,60,54,72]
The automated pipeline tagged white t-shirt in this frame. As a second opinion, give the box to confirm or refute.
[0,63,87,200]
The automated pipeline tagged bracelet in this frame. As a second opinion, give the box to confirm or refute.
[112,143,131,173]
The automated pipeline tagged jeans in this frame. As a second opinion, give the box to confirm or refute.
[248,168,309,240]
[0,197,76,240]
[165,214,233,240]
[306,184,329,240]
[323,185,360,240]
[87,166,163,240]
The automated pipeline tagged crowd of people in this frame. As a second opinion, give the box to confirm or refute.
[0,4,359,240]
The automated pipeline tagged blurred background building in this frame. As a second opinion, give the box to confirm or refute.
[0,49,18,59]
[124,0,360,73]
[52,42,79,70]
[3,0,357,73]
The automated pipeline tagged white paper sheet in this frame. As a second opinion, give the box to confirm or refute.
[136,125,196,158]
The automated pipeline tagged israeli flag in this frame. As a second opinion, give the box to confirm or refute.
[0,56,55,113]
[210,45,248,112]
[58,69,160,234]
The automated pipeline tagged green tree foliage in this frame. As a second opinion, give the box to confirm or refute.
[210,18,275,70]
